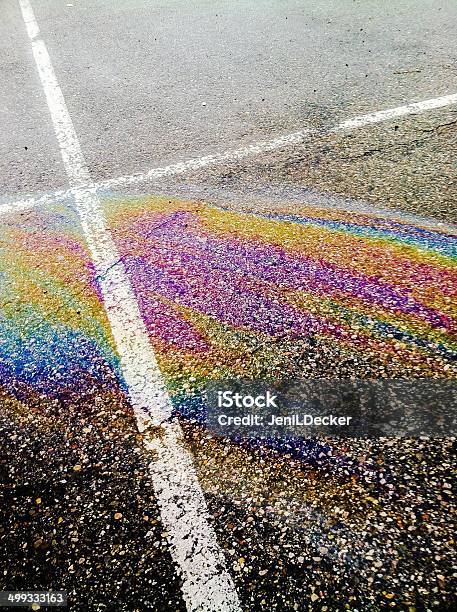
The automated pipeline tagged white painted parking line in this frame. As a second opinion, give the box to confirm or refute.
[100,92,457,191]
[1,91,456,218]
[18,1,242,610]
[336,93,457,130]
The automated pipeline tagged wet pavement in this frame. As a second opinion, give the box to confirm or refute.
[0,204,185,610]
[1,0,456,610]
[1,196,455,609]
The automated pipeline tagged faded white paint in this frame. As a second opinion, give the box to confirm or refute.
[1,91,456,217]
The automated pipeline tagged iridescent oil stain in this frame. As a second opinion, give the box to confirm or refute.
[0,204,125,408]
[104,195,457,398]
[3,196,456,415]
[1,196,454,608]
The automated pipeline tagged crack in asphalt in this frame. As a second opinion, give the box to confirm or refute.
[342,119,457,161]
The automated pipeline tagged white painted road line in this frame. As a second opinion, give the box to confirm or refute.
[0,191,61,216]
[18,1,242,610]
[1,91,456,217]
[100,129,312,189]
[99,92,457,191]
[336,93,457,130]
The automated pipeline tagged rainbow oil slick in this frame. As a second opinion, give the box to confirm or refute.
[104,196,457,400]
[1,195,455,610]
[0,204,125,411]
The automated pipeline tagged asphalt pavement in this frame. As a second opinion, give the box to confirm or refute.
[1,1,456,611]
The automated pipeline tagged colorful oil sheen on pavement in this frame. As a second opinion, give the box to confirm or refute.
[2,196,456,415]
[0,205,124,407]
[103,196,457,399]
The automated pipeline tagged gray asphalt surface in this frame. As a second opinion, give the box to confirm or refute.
[0,2,66,197]
[1,1,456,611]
[2,0,457,199]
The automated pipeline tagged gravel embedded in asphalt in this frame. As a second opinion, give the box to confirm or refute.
[0,392,186,611]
